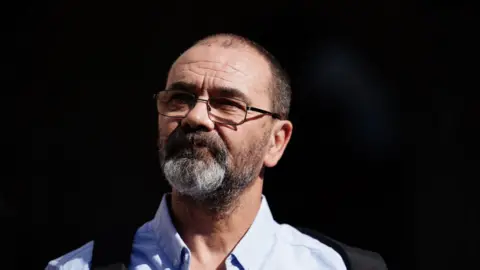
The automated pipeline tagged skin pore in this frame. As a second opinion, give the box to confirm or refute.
[157,36,293,269]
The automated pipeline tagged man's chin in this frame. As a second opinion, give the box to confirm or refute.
[172,186,238,215]
[163,160,225,190]
[174,187,213,201]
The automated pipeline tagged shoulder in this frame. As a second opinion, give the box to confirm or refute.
[45,241,94,270]
[44,222,155,270]
[276,225,388,270]
[273,224,347,270]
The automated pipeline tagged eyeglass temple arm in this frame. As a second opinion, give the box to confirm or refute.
[248,107,282,119]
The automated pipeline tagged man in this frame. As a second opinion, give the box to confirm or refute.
[46,33,348,270]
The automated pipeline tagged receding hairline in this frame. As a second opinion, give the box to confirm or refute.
[195,33,256,49]
[191,34,271,62]
[169,34,273,86]
[169,33,291,119]
[170,34,266,72]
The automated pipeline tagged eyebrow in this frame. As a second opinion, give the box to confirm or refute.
[167,81,196,92]
[167,81,253,105]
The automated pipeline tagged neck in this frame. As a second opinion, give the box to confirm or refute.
[169,178,263,266]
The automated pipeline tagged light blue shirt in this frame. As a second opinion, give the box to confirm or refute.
[46,194,346,270]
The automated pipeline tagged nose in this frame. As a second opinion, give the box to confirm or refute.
[181,98,215,131]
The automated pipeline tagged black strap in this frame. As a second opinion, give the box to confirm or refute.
[90,224,137,270]
[297,227,388,270]
[297,227,353,270]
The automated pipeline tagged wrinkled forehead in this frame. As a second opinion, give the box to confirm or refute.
[167,45,271,100]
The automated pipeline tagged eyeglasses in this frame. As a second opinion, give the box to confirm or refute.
[154,90,281,126]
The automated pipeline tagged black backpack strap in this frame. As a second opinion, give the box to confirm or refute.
[297,227,388,270]
[297,227,353,270]
[341,244,388,270]
[90,224,138,270]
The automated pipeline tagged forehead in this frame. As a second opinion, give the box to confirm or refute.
[167,45,271,99]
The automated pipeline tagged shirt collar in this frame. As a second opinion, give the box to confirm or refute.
[150,194,188,267]
[230,196,279,269]
[150,193,279,270]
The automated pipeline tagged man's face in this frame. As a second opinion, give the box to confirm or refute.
[157,43,274,210]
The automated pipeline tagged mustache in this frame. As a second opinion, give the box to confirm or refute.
[165,128,226,160]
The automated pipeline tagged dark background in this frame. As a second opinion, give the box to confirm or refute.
[3,0,475,269]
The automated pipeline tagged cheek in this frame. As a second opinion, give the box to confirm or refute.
[158,118,179,139]
[218,125,264,156]
[216,126,243,155]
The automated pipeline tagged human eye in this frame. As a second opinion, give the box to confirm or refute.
[209,97,246,113]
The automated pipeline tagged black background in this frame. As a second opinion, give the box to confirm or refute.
[3,0,476,269]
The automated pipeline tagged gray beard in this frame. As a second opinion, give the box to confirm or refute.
[163,156,226,200]
[159,130,267,214]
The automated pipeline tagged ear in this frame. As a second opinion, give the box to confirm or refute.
[264,120,293,168]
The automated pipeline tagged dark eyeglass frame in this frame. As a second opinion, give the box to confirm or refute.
[153,90,282,126]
